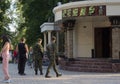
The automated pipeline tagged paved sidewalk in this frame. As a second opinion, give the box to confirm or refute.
[0,63,120,84]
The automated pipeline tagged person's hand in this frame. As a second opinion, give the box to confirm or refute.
[0,52,1,57]
[58,57,61,60]
[26,53,28,59]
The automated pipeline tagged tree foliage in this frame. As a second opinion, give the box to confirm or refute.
[17,0,70,47]
[0,0,85,50]
[15,0,82,47]
[0,0,83,47]
[0,0,11,49]
[0,0,10,33]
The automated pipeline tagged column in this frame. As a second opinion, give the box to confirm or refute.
[67,30,73,59]
[109,16,120,59]
[64,29,68,58]
[48,31,51,44]
[63,19,75,60]
[44,32,47,51]
[56,31,59,53]
[112,27,120,59]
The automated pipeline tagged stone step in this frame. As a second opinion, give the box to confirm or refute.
[74,58,111,62]
[69,61,111,65]
[59,58,113,72]
[62,66,113,72]
[70,64,112,68]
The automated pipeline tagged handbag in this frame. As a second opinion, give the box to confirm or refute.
[0,56,2,61]
[0,53,2,61]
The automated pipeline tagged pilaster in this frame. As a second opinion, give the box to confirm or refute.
[44,32,47,51]
[112,27,120,59]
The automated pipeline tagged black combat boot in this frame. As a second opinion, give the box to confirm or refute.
[40,70,43,75]
[40,72,43,75]
[56,73,62,77]
[45,72,51,78]
[45,75,51,78]
[35,70,38,75]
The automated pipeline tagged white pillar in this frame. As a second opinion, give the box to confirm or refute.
[48,31,51,44]
[56,31,59,53]
[44,32,47,51]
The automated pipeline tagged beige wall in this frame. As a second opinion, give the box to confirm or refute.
[73,17,110,58]
[54,10,62,22]
[74,20,93,58]
[107,5,120,16]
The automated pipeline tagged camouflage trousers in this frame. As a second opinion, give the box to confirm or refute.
[34,58,43,74]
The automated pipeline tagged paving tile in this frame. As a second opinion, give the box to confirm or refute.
[0,63,120,84]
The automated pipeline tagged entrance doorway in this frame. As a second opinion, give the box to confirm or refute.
[94,27,111,58]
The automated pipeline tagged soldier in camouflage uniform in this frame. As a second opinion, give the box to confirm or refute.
[45,36,62,78]
[33,38,43,75]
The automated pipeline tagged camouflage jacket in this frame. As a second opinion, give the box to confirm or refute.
[33,43,43,59]
[46,43,57,60]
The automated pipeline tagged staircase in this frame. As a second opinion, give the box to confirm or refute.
[59,58,114,72]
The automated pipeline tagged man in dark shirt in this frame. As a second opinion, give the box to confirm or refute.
[16,37,29,75]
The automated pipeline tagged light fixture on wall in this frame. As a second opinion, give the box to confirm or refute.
[83,26,87,28]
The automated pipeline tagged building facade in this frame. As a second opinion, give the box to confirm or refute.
[53,0,120,59]
[52,0,120,72]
